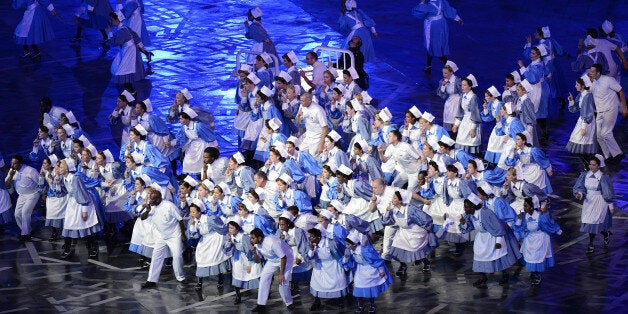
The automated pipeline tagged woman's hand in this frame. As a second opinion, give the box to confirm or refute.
[82,212,88,221]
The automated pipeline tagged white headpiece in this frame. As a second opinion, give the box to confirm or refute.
[121,90,135,102]
[268,117,282,131]
[183,175,198,187]
[378,107,392,123]
[466,74,478,88]
[142,99,153,112]
[445,60,458,72]
[510,70,522,83]
[594,154,606,168]
[180,88,193,100]
[63,158,76,172]
[360,91,372,104]
[114,10,125,22]
[201,179,215,191]
[182,107,198,119]
[319,209,334,221]
[487,85,501,97]
[278,173,294,185]
[347,67,359,79]
[276,71,292,84]
[421,111,435,123]
[602,20,613,34]
[286,51,298,64]
[536,44,548,57]
[280,211,295,222]
[232,152,245,165]
[409,105,422,118]
[260,86,273,97]
[130,151,143,164]
[250,7,262,18]
[337,164,353,176]
[541,26,551,38]
[466,193,483,206]
[260,52,273,65]
[580,74,592,88]
[520,79,533,93]
[330,200,345,213]
[134,124,148,136]
[439,135,455,147]
[238,64,253,73]
[328,130,342,142]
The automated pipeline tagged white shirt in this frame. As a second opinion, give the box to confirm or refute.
[591,75,622,112]
[7,165,40,195]
[302,103,328,138]
[384,141,421,173]
[150,200,183,240]
[256,235,293,266]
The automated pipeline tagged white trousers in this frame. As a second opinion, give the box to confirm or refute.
[148,236,185,282]
[381,225,398,260]
[596,107,622,158]
[257,261,293,306]
[15,192,40,235]
[392,171,418,191]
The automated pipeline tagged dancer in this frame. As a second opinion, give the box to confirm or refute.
[14,0,58,61]
[412,0,463,73]
[573,155,615,255]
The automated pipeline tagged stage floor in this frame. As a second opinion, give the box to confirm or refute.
[0,0,627,312]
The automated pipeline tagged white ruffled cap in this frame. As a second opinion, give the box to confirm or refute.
[121,90,135,102]
[330,200,345,213]
[487,85,501,97]
[445,60,458,72]
[63,158,76,172]
[466,193,482,206]
[232,152,245,164]
[180,88,193,100]
[134,124,148,136]
[250,6,262,18]
[183,175,198,187]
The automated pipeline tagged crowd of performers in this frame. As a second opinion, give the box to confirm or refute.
[5,0,627,313]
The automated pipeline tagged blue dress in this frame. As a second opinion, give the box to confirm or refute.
[338,9,377,63]
[14,0,55,45]
[412,0,460,57]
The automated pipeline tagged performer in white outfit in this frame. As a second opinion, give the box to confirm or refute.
[296,92,329,155]
[140,189,187,289]
[588,64,627,163]
[249,228,295,312]
[5,155,41,241]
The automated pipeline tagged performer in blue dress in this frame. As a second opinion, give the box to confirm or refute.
[412,0,463,73]
[566,75,597,167]
[338,0,379,63]
[244,7,277,65]
[107,11,150,94]
[459,194,521,289]
[343,233,393,314]
[71,0,113,44]
[14,0,58,61]
[573,155,615,255]
[513,196,562,285]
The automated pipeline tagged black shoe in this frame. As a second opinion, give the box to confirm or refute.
[251,304,266,312]
[423,66,432,73]
[310,300,322,311]
[603,232,611,247]
[499,273,509,286]
[21,235,32,242]
[30,52,41,61]
[49,233,59,242]
[195,282,202,291]
[147,52,154,62]
[422,261,431,273]
[368,305,376,313]
[141,281,157,289]
[586,244,594,255]
[286,303,295,310]
[61,250,72,259]
[395,265,407,277]
[88,245,98,258]
[179,278,190,284]
[233,296,241,305]
[355,305,365,314]
[473,278,488,289]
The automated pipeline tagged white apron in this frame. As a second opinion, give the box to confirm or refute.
[581,176,607,224]
[443,86,461,125]
[521,212,552,263]
[182,126,211,174]
[15,2,38,38]
[472,212,507,262]
[391,207,429,251]
[111,36,137,76]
